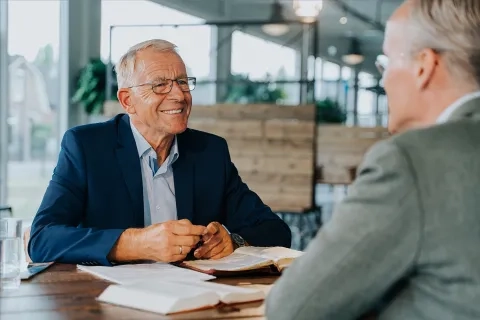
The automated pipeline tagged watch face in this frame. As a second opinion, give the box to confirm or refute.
[232,233,245,247]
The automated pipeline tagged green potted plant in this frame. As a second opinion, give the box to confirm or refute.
[224,74,287,103]
[72,58,118,115]
[315,98,346,124]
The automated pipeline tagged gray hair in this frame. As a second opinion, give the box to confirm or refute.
[407,0,480,86]
[115,39,178,88]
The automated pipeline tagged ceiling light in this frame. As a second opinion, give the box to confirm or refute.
[342,54,364,65]
[327,46,337,56]
[342,38,365,65]
[293,0,323,22]
[262,24,290,36]
[262,1,289,36]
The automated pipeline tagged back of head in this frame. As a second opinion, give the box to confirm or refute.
[408,0,480,86]
[383,0,480,133]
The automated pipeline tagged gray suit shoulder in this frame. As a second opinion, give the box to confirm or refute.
[373,120,480,156]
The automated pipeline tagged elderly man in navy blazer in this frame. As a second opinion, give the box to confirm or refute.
[28,39,291,266]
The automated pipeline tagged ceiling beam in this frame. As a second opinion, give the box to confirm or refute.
[149,0,224,20]
[145,0,383,74]
[332,0,385,32]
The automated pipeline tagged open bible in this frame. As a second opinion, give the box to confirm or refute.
[180,246,303,275]
[97,279,264,315]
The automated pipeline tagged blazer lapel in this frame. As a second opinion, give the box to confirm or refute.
[115,115,144,227]
[173,131,195,222]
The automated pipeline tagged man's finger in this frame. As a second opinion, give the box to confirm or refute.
[204,222,220,236]
[171,222,205,236]
[210,245,231,260]
[203,243,226,259]
[177,219,192,225]
[195,235,222,258]
[169,245,191,258]
[171,235,201,247]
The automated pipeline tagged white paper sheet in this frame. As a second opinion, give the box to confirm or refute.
[77,262,215,284]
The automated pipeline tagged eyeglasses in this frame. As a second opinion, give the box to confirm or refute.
[128,77,196,94]
[375,55,389,75]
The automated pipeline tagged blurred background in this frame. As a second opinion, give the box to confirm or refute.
[0,0,399,248]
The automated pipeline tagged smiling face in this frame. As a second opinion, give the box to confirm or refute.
[120,48,192,136]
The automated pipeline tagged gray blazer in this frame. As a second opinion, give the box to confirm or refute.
[266,97,480,320]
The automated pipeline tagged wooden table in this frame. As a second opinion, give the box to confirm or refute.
[0,264,279,320]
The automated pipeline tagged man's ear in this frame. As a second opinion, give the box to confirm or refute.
[414,48,438,90]
[118,88,136,114]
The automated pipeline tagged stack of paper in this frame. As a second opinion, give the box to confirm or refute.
[78,247,299,315]
[77,262,215,285]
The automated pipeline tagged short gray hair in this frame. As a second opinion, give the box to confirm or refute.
[407,0,480,86]
[115,39,178,88]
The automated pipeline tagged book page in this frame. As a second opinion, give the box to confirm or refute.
[170,279,265,304]
[235,246,304,263]
[78,262,215,284]
[183,252,272,272]
[98,280,219,315]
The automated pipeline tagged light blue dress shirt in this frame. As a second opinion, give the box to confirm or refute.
[436,91,480,123]
[130,121,179,226]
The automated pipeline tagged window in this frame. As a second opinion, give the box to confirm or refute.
[357,72,376,126]
[101,0,214,104]
[314,57,323,100]
[10,69,26,103]
[339,66,351,111]
[6,0,62,218]
[320,61,340,101]
[230,31,298,104]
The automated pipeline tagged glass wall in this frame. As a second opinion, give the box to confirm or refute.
[377,78,389,127]
[310,58,386,127]
[321,61,341,101]
[357,71,377,126]
[339,66,351,112]
[101,0,215,105]
[312,57,322,99]
[230,31,298,104]
[5,0,62,219]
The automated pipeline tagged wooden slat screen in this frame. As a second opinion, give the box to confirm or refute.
[316,125,389,184]
[189,104,316,213]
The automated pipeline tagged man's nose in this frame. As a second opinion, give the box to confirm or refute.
[167,81,185,101]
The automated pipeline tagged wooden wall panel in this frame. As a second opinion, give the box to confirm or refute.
[188,120,263,139]
[316,125,389,185]
[190,104,316,212]
[190,104,316,121]
[226,139,313,158]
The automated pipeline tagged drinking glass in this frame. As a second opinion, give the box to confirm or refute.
[0,218,22,290]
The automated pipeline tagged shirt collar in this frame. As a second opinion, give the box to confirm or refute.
[129,119,179,163]
[436,91,480,124]
[130,120,152,158]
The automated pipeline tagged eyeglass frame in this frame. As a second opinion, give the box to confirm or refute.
[375,48,443,76]
[126,77,197,94]
[375,55,389,75]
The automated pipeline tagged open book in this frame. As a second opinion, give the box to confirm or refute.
[180,246,303,275]
[97,279,265,315]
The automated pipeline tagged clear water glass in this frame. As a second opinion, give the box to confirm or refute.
[0,218,22,290]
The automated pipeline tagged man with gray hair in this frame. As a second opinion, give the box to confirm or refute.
[28,39,291,265]
[266,0,480,319]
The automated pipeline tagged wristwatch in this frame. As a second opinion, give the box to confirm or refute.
[231,233,246,249]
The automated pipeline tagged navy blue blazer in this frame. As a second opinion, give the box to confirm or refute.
[29,114,291,265]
